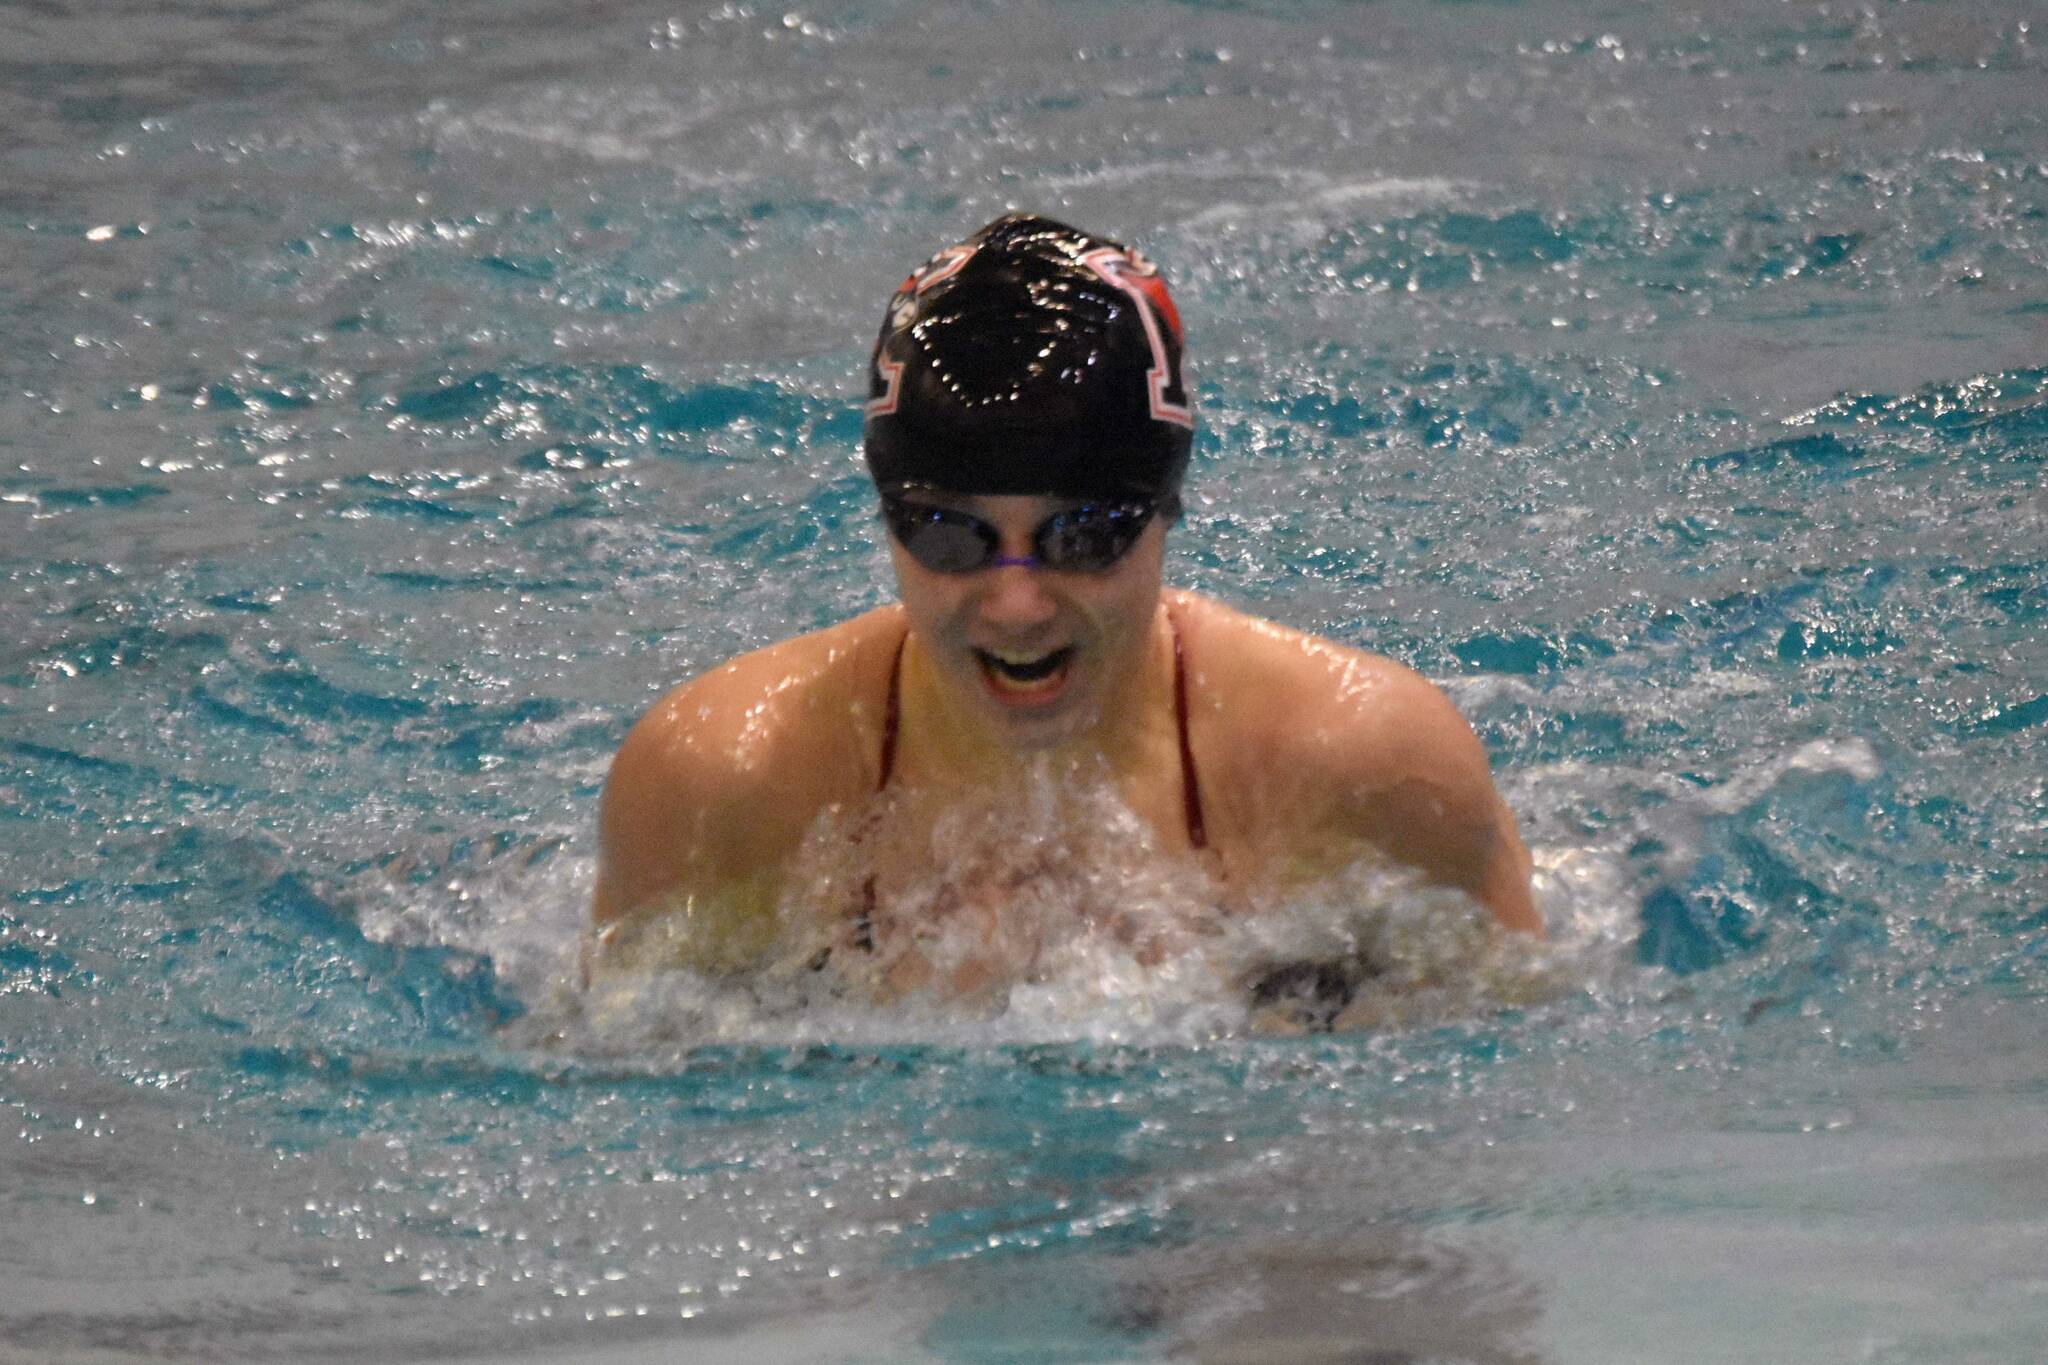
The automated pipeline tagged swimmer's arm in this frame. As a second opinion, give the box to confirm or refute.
[1315,669,1540,936]
[590,681,801,972]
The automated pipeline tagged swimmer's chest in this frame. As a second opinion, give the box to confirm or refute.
[801,777,1225,964]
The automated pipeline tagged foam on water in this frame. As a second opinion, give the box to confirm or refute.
[423,766,1601,1054]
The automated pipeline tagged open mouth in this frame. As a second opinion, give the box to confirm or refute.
[973,646,1076,704]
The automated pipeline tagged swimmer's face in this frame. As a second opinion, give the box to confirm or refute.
[886,491,1168,749]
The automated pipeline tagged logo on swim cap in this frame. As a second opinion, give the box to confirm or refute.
[863,214,1195,501]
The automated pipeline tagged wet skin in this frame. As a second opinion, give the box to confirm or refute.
[591,493,1539,977]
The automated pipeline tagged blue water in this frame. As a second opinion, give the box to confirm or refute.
[3,1,2044,1360]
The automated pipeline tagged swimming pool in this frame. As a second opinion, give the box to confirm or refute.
[3,0,2043,1359]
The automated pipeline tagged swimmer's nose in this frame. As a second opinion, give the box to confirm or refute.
[976,558,1060,629]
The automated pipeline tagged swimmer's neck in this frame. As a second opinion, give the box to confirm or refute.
[892,603,1180,787]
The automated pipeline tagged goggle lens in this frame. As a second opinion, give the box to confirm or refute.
[881,500,998,573]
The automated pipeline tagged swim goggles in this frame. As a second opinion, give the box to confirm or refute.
[880,491,1178,574]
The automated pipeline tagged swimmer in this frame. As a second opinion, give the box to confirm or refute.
[591,214,1538,994]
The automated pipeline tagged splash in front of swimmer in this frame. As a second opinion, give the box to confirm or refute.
[590,214,1539,1015]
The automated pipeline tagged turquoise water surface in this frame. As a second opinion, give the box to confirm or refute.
[3,1,2045,1361]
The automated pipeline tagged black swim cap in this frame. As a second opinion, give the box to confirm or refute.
[863,214,1195,502]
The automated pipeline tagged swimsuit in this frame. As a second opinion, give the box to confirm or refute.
[832,612,1208,962]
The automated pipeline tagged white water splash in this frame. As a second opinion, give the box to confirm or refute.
[396,766,1585,1053]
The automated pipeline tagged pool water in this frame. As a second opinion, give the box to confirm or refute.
[3,0,2044,1360]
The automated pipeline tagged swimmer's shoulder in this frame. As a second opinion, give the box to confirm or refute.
[616,605,906,795]
[1167,589,1448,746]
[594,607,905,927]
[1167,590,1537,932]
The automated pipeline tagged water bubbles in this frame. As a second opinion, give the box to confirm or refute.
[562,763,1571,1051]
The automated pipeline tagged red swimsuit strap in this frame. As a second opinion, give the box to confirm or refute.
[1171,611,1208,850]
[876,629,906,792]
[845,630,909,956]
